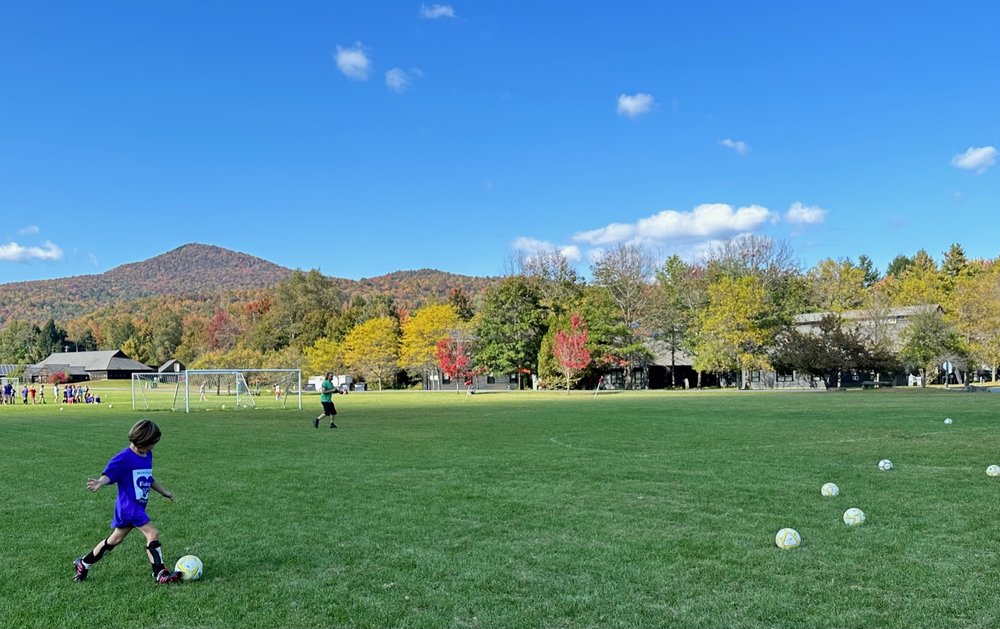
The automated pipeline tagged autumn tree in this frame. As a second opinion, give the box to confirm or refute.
[552,313,591,392]
[807,258,869,312]
[342,316,400,391]
[399,304,463,386]
[948,269,1000,381]
[693,276,774,386]
[435,336,473,391]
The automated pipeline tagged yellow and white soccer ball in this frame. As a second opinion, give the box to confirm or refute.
[843,508,866,526]
[821,482,840,497]
[877,459,893,471]
[944,417,953,425]
[775,528,801,549]
[986,465,1000,477]
[174,555,203,581]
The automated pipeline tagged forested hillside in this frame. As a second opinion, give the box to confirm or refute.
[0,244,496,325]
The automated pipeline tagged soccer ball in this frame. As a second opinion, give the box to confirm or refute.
[221,405,226,410]
[878,459,893,471]
[986,465,1000,477]
[944,417,953,425]
[775,528,801,549]
[821,482,840,497]
[108,403,113,408]
[174,555,203,581]
[843,508,866,526]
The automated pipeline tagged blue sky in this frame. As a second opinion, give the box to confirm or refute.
[1,2,997,284]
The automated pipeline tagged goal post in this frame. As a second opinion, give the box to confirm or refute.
[132,369,302,413]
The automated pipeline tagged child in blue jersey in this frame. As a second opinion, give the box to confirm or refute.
[73,419,182,583]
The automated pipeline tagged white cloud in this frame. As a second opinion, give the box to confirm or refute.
[951,146,997,174]
[88,253,99,267]
[335,43,371,81]
[511,237,582,263]
[385,68,412,92]
[419,4,455,18]
[719,138,750,156]
[616,93,654,118]
[18,225,40,235]
[0,241,63,262]
[785,202,827,225]
[573,203,773,246]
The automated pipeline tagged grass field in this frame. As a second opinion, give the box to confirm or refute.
[2,386,1000,628]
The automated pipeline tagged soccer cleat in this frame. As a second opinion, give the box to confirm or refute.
[312,417,319,428]
[330,422,337,428]
[156,569,183,584]
[73,558,88,581]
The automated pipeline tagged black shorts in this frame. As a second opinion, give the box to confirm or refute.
[322,401,337,416]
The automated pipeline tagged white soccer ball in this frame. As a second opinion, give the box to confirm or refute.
[174,555,203,581]
[221,404,226,410]
[775,528,801,549]
[843,507,866,526]
[108,403,113,408]
[986,465,1000,477]
[821,482,840,497]
[944,417,953,425]
[878,459,893,471]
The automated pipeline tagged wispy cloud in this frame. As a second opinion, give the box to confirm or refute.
[511,237,582,263]
[951,145,997,174]
[385,67,421,93]
[18,225,40,236]
[335,43,371,81]
[88,253,99,267]
[719,138,750,156]
[573,203,774,246]
[785,202,827,225]
[616,93,654,118]
[0,241,64,262]
[419,4,455,19]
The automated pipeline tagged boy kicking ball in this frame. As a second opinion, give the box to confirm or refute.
[73,419,182,584]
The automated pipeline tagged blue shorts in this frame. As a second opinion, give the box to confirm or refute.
[111,501,150,529]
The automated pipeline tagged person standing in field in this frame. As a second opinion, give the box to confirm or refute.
[72,419,183,584]
[314,372,340,429]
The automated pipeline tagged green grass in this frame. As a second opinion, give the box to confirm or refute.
[3,387,1000,628]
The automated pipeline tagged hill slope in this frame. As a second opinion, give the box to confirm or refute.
[0,244,497,324]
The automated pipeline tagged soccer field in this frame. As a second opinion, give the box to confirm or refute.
[2,388,999,628]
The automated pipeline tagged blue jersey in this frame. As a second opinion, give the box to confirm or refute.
[102,446,154,528]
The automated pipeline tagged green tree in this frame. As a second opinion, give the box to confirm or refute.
[901,310,961,387]
[475,276,546,388]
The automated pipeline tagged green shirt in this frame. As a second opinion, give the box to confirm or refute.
[319,379,334,402]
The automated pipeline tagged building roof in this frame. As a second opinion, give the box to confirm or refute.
[793,304,941,325]
[0,364,19,376]
[36,350,152,373]
[158,359,184,373]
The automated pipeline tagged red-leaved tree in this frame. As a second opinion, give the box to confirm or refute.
[435,336,471,392]
[553,313,591,392]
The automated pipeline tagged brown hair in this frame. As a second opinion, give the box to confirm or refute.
[128,419,161,450]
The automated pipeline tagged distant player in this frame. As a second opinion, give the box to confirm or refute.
[314,372,340,429]
[72,419,182,584]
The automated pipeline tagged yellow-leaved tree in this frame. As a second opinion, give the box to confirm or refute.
[341,316,400,391]
[304,337,345,377]
[399,304,463,386]
[693,275,774,386]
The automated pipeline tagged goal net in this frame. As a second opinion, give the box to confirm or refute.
[132,369,302,413]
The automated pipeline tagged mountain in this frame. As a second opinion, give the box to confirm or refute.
[0,243,497,324]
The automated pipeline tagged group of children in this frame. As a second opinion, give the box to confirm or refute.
[2,382,46,404]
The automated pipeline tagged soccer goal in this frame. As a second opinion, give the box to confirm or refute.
[132,369,302,413]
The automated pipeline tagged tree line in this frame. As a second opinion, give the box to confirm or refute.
[1,236,998,389]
